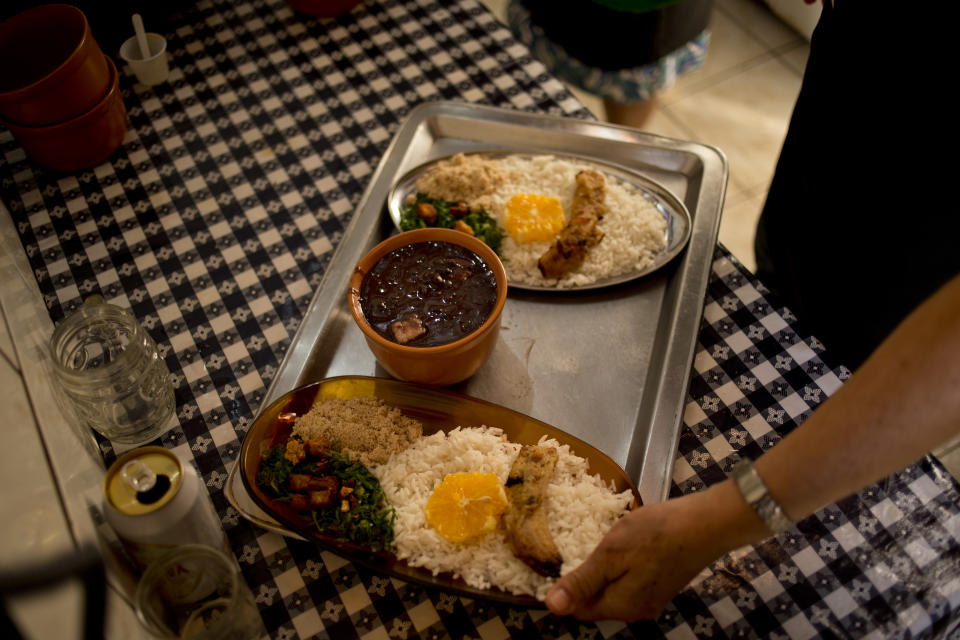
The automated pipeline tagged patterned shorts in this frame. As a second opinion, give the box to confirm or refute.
[506,1,710,104]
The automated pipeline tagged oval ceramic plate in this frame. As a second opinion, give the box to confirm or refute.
[239,375,640,606]
[385,150,692,292]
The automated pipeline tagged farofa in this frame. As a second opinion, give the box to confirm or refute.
[416,153,515,212]
[292,397,422,466]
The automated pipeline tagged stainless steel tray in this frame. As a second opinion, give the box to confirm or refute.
[242,101,726,513]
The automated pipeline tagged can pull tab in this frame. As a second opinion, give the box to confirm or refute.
[121,459,171,505]
[121,459,156,492]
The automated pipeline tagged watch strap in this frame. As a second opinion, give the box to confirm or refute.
[732,459,792,533]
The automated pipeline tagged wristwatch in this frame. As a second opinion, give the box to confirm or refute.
[732,459,793,533]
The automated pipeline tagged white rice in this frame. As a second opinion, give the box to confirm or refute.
[372,426,635,599]
[479,155,668,288]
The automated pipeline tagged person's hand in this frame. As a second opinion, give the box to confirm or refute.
[544,489,738,622]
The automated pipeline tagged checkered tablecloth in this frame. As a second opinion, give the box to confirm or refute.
[3,0,959,637]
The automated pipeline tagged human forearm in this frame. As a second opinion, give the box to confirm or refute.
[756,273,960,524]
[681,274,960,557]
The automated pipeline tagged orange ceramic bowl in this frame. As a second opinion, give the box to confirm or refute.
[0,57,126,172]
[0,4,111,125]
[348,228,508,386]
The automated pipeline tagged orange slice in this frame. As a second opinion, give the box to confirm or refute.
[503,193,566,244]
[425,472,508,544]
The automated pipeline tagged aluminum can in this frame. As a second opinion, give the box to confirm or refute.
[103,446,230,572]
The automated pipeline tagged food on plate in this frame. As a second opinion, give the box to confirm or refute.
[256,436,396,552]
[254,394,634,600]
[400,194,506,253]
[537,169,607,279]
[291,396,423,466]
[424,472,508,544]
[503,192,566,244]
[373,425,635,599]
[399,154,508,251]
[358,240,499,347]
[503,444,564,577]
[415,151,509,203]
[255,396,423,549]
[406,153,668,288]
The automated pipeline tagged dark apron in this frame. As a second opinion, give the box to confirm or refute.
[755,1,959,370]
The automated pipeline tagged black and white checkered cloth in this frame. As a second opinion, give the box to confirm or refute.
[2,0,958,637]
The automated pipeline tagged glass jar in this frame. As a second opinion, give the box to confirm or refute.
[48,296,175,444]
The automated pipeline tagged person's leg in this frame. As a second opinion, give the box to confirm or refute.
[603,97,658,129]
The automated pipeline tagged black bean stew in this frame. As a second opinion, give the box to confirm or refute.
[359,241,498,347]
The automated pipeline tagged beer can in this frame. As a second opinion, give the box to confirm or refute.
[103,446,230,572]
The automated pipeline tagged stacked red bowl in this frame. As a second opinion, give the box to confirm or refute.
[0,4,127,171]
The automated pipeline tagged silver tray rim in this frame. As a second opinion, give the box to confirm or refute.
[385,149,693,291]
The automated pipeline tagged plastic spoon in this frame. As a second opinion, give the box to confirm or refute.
[119,14,169,85]
[132,13,150,59]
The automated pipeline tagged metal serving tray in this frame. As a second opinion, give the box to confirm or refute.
[257,101,726,506]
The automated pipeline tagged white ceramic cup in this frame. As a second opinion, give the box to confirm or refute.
[119,32,169,86]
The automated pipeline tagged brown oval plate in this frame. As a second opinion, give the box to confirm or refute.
[239,375,640,606]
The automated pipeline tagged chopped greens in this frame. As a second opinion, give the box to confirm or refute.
[257,444,395,552]
[257,445,296,497]
[400,193,506,255]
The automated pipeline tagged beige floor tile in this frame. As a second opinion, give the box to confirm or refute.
[666,8,770,102]
[667,56,798,195]
[564,84,605,121]
[779,40,811,76]
[718,187,767,271]
[642,105,700,141]
[721,168,749,203]
[762,0,821,40]
[717,0,805,49]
